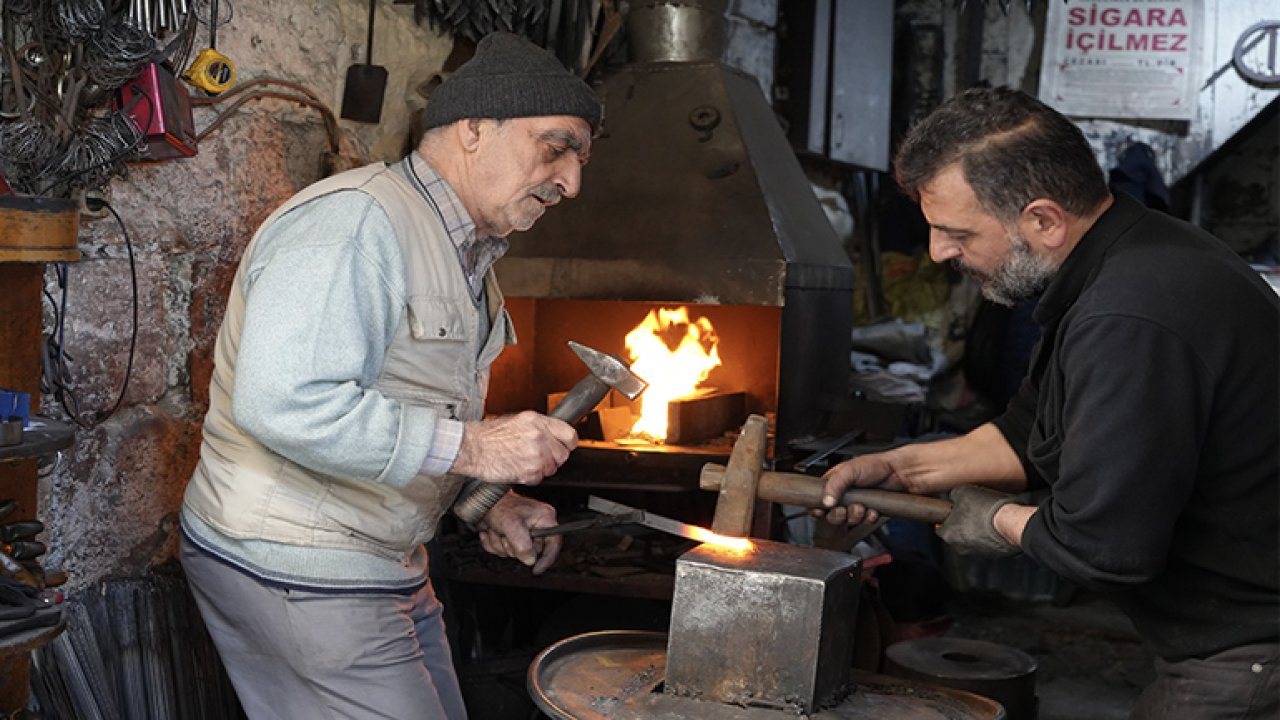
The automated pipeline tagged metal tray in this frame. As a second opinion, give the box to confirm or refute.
[529,630,1006,720]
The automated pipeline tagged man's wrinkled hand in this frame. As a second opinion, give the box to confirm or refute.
[936,484,1020,557]
[476,492,562,574]
[452,411,578,485]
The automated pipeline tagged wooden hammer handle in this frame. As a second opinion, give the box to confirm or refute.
[700,463,952,524]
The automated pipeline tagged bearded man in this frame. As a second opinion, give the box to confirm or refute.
[818,87,1278,719]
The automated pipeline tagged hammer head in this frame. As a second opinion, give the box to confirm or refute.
[568,340,647,399]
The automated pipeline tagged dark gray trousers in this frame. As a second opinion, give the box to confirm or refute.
[1131,641,1279,720]
[181,536,467,719]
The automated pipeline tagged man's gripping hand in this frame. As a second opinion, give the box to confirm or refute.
[477,492,562,574]
[452,411,578,485]
[936,484,1020,557]
[815,453,904,526]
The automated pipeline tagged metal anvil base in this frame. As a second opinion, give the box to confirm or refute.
[664,539,861,714]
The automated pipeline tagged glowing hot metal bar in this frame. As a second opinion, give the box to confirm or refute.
[586,496,752,552]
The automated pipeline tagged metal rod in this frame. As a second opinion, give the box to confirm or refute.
[792,428,864,473]
[365,0,377,64]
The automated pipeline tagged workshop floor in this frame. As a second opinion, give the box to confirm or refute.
[942,589,1156,719]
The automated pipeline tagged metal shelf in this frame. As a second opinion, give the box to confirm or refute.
[0,417,74,463]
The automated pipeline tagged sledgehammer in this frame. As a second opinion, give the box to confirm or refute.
[452,341,647,526]
[700,463,952,524]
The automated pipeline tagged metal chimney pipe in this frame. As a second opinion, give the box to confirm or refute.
[626,0,729,63]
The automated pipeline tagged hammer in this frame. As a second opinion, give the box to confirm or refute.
[451,340,647,526]
[702,417,952,532]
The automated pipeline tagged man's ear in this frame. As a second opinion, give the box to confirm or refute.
[456,118,485,152]
[1019,199,1069,251]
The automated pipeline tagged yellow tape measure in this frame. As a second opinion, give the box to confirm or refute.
[183,48,236,95]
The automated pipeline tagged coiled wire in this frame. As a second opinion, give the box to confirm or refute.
[85,14,156,91]
[47,0,109,45]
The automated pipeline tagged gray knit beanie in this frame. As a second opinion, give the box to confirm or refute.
[424,32,603,133]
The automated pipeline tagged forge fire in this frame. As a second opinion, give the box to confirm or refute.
[623,306,722,442]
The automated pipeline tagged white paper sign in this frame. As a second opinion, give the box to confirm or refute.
[1039,0,1203,120]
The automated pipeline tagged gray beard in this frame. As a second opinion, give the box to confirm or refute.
[958,232,1057,307]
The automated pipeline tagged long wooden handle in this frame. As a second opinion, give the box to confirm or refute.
[700,463,951,524]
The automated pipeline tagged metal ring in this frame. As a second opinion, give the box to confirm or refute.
[1233,20,1280,88]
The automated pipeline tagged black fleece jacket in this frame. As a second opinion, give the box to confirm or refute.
[993,193,1279,662]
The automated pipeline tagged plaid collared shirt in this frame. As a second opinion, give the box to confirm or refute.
[398,152,509,301]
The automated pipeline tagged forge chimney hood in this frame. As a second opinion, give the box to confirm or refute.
[495,0,855,307]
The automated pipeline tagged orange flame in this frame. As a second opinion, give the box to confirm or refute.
[689,527,753,552]
[624,307,721,441]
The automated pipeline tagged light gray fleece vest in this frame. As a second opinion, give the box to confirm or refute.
[184,162,514,559]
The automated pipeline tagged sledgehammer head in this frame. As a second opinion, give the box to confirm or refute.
[568,340,647,400]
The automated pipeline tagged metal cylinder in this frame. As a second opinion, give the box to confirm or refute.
[626,0,728,63]
[884,637,1038,720]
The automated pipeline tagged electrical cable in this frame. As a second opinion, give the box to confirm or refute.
[40,198,139,430]
[195,90,340,153]
[192,79,341,153]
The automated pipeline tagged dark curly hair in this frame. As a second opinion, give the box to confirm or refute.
[894,87,1109,222]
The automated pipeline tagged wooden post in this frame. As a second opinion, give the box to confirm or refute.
[0,262,46,712]
[0,195,78,711]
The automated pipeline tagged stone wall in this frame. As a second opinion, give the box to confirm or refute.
[38,0,451,592]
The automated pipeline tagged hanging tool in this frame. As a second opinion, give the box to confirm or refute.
[0,520,43,544]
[2,541,44,561]
[452,341,647,526]
[340,0,388,123]
[183,0,236,95]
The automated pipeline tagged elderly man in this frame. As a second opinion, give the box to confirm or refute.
[820,87,1278,719]
[180,32,600,719]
